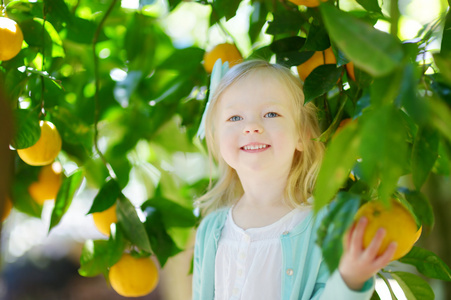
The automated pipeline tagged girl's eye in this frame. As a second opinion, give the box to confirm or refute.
[229,116,243,122]
[265,112,279,118]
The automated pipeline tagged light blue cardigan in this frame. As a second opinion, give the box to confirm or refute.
[192,206,374,300]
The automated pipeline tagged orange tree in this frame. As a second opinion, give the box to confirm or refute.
[1,0,451,298]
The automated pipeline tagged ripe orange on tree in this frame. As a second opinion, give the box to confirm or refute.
[109,253,159,297]
[203,43,243,73]
[92,204,117,236]
[17,120,62,166]
[288,0,328,8]
[354,198,422,261]
[0,16,24,61]
[28,162,63,205]
[297,47,336,82]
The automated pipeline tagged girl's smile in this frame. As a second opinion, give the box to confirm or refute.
[240,143,271,152]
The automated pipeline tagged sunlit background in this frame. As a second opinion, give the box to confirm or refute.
[1,0,449,299]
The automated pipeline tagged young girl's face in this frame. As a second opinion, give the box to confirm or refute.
[215,69,303,178]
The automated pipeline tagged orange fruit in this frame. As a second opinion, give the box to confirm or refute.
[109,253,159,297]
[297,47,336,81]
[1,197,13,222]
[346,62,356,81]
[92,204,117,236]
[28,162,63,205]
[203,43,243,73]
[17,120,62,166]
[288,0,327,8]
[354,199,421,261]
[0,17,23,61]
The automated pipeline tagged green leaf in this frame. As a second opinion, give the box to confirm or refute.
[399,246,451,281]
[266,9,302,35]
[302,23,330,52]
[87,179,121,214]
[429,96,451,143]
[320,3,403,76]
[441,9,451,56]
[412,126,440,189]
[11,175,42,218]
[78,240,110,277]
[142,195,196,229]
[116,195,152,252]
[314,120,360,211]
[370,291,381,300]
[143,208,182,267]
[249,1,268,44]
[304,64,342,103]
[402,190,435,230]
[11,109,40,149]
[359,106,408,203]
[49,169,84,232]
[159,47,204,72]
[316,192,360,272]
[78,229,125,278]
[433,53,451,86]
[355,0,382,14]
[211,0,242,21]
[390,271,435,299]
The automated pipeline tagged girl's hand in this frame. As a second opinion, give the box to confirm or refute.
[338,217,397,291]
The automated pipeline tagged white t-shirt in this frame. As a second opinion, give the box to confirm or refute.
[214,205,312,300]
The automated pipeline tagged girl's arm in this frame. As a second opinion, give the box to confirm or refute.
[338,217,397,290]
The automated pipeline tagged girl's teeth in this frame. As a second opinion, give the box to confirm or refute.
[244,145,267,150]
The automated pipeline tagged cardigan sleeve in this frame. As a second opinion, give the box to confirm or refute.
[311,264,375,300]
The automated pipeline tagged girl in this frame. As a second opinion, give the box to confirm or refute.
[193,60,396,300]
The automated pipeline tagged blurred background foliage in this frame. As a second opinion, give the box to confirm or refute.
[0,0,451,299]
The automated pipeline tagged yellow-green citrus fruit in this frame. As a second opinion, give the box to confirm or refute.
[203,43,243,73]
[355,199,422,261]
[28,162,63,205]
[297,47,336,81]
[92,204,117,236]
[0,17,23,61]
[17,121,62,166]
[109,253,159,297]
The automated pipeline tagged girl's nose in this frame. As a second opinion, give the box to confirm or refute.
[243,122,264,134]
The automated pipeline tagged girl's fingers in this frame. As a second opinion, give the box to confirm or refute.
[375,242,397,268]
[350,217,368,253]
[364,228,386,258]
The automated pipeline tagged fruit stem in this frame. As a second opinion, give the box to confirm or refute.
[377,272,399,300]
[93,0,119,180]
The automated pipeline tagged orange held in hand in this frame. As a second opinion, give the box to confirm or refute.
[354,199,422,261]
[297,47,336,82]
[28,162,63,205]
[203,43,243,73]
[0,17,24,61]
[92,204,117,236]
[17,120,62,166]
[109,253,159,297]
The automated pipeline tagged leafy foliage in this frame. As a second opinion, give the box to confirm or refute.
[2,0,451,297]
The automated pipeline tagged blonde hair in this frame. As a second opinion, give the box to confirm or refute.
[197,60,325,215]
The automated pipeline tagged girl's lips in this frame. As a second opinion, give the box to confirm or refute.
[240,143,270,152]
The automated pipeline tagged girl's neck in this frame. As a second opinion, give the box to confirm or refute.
[232,172,295,229]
